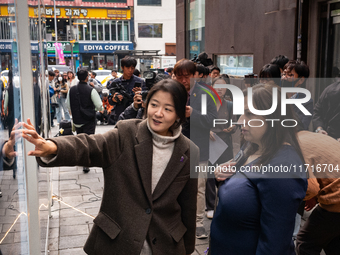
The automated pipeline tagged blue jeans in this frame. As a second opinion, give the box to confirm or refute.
[56,96,71,123]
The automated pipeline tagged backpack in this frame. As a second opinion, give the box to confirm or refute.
[56,120,73,136]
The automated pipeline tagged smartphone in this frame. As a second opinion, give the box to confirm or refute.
[134,82,142,88]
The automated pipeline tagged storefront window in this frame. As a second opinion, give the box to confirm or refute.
[117,21,123,41]
[0,18,10,39]
[76,19,129,42]
[85,20,90,40]
[187,0,205,59]
[123,21,129,41]
[92,20,97,40]
[216,55,254,76]
[78,20,84,40]
[138,23,162,38]
[98,20,103,41]
[105,21,110,40]
[111,20,117,41]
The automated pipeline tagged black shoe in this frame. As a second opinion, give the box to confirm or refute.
[0,188,2,198]
[196,227,208,239]
[83,167,90,173]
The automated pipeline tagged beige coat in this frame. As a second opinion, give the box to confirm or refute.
[37,119,199,255]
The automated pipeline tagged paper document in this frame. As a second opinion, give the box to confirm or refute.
[209,134,228,165]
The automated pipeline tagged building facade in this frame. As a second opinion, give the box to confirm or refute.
[177,0,340,100]
[0,0,135,72]
[133,0,176,73]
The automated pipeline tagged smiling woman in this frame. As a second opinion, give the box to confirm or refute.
[20,79,199,255]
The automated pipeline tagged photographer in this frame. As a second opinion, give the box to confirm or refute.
[88,71,103,96]
[55,74,71,124]
[107,56,146,125]
[117,73,171,121]
[96,89,113,125]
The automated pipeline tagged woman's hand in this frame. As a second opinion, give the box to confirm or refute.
[210,131,216,141]
[223,125,235,133]
[2,119,22,159]
[215,160,237,182]
[22,118,57,157]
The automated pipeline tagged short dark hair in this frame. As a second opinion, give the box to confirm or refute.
[259,64,281,79]
[283,60,310,88]
[173,59,196,76]
[270,55,289,70]
[77,69,88,82]
[91,71,97,77]
[210,66,221,73]
[48,71,55,77]
[121,56,137,68]
[133,68,140,76]
[145,79,187,129]
[166,67,174,74]
[196,64,206,75]
[112,69,117,73]
[154,73,171,84]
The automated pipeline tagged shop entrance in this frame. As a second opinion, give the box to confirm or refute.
[317,1,340,94]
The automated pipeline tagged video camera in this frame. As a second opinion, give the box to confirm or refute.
[143,71,157,90]
[108,81,132,104]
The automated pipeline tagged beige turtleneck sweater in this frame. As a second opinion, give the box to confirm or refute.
[140,121,182,255]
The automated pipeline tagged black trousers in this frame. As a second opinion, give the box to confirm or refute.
[75,120,96,135]
[296,205,340,255]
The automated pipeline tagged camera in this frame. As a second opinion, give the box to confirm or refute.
[143,71,157,90]
[108,81,132,104]
[136,90,149,109]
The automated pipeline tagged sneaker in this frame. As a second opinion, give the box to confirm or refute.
[207,210,214,219]
[196,227,208,239]
[83,167,90,173]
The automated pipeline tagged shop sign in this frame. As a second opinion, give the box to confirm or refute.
[47,41,79,53]
[79,43,133,53]
[28,7,130,20]
[107,10,127,18]
[0,42,41,53]
[39,8,88,17]
[0,42,12,52]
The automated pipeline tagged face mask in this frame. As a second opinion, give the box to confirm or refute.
[58,77,63,82]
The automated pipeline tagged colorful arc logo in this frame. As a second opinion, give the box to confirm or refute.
[198,84,222,106]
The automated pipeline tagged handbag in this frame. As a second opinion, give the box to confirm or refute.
[76,85,95,121]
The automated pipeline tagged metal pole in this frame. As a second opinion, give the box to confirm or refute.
[15,1,41,254]
[70,16,74,72]
[54,0,58,64]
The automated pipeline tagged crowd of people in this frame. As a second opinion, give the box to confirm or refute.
[1,53,340,255]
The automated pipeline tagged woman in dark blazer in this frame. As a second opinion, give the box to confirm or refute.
[21,80,199,255]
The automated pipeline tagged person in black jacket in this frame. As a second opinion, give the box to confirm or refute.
[106,56,146,125]
[67,69,103,173]
[174,59,218,239]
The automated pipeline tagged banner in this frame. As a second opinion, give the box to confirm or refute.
[54,42,65,65]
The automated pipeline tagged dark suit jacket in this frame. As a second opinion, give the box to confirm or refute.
[37,119,199,255]
[182,83,218,161]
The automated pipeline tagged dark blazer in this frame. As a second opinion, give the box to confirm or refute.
[182,83,218,161]
[37,119,199,255]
